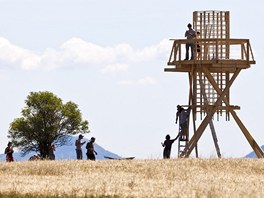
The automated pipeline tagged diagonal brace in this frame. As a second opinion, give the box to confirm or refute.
[203,67,264,158]
[181,68,240,157]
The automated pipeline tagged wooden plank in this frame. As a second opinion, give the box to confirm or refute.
[104,156,135,160]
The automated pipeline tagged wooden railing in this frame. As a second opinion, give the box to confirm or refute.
[168,38,255,64]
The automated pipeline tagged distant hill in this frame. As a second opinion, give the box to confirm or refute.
[244,145,264,158]
[0,136,121,161]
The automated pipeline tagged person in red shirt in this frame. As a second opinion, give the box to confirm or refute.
[5,142,14,162]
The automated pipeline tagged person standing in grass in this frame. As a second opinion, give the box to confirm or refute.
[48,143,56,160]
[5,142,14,162]
[86,137,97,160]
[161,134,177,159]
[75,134,86,160]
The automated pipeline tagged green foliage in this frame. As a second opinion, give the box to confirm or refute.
[8,91,89,158]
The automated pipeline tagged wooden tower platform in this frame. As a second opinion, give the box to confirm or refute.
[165,10,264,158]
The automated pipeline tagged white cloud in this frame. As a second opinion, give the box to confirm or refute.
[0,37,41,70]
[61,38,117,64]
[132,39,171,62]
[0,37,171,71]
[117,76,157,86]
[100,63,128,74]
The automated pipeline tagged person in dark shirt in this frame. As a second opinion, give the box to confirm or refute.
[48,143,55,160]
[161,134,177,159]
[184,23,196,60]
[176,105,191,141]
[86,137,97,160]
[5,142,14,162]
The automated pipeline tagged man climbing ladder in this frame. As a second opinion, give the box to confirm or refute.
[176,105,191,141]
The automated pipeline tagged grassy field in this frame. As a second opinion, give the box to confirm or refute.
[0,158,264,197]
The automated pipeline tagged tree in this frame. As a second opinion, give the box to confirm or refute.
[8,91,89,158]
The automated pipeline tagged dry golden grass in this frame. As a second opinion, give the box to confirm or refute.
[0,158,264,197]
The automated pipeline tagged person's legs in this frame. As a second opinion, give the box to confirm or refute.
[163,150,167,159]
[180,122,188,140]
[167,150,171,159]
[163,150,166,159]
[76,149,81,160]
[80,150,83,160]
[87,153,96,160]
[185,44,190,60]
[6,155,14,162]
[190,44,194,60]
[163,149,170,159]
[182,128,188,140]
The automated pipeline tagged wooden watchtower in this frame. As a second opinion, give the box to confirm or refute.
[165,10,264,158]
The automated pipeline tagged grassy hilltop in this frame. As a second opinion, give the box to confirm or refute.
[0,159,264,198]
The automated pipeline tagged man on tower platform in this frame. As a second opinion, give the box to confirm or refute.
[184,23,196,60]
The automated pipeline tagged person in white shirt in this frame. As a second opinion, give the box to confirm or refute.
[75,134,86,160]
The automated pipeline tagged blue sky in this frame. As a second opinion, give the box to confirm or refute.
[0,1,264,159]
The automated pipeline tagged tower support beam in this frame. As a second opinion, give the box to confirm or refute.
[230,110,264,158]
[198,70,221,158]
[181,68,241,157]
[203,67,264,158]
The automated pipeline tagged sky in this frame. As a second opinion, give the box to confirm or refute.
[1,0,264,159]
